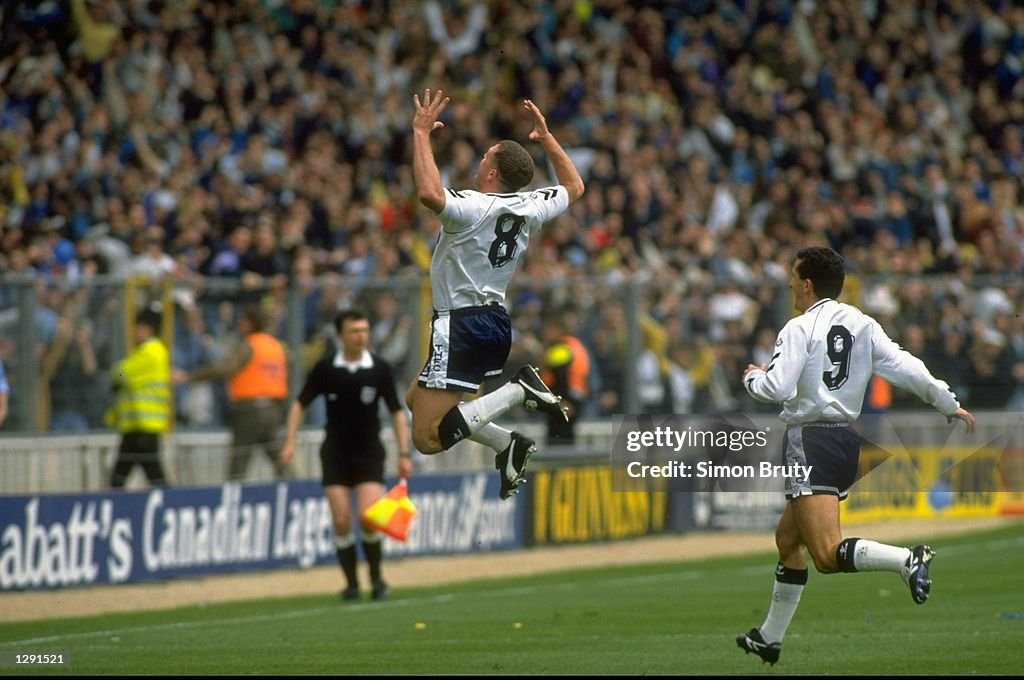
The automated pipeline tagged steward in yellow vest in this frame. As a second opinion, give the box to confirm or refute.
[108,308,170,487]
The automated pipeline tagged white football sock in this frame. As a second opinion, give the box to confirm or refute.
[456,383,525,436]
[853,540,911,572]
[470,422,513,453]
[760,581,804,644]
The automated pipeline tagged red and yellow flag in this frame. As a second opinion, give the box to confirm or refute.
[361,479,417,542]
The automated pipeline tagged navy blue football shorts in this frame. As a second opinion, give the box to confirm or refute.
[782,422,861,500]
[418,304,512,393]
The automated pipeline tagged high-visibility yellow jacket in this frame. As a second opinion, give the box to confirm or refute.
[107,337,170,433]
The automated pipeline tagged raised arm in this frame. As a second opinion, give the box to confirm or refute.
[411,88,450,214]
[524,99,585,203]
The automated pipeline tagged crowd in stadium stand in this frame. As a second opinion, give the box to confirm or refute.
[1,0,1022,433]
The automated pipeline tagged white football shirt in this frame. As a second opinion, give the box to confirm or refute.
[430,186,569,311]
[744,298,960,424]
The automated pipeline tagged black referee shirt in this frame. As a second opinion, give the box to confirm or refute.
[297,351,402,451]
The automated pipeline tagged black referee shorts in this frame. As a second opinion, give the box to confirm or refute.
[319,436,385,488]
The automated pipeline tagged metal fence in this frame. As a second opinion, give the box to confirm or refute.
[0,273,432,434]
[1,269,1022,451]
[2,412,1022,497]
[0,271,796,434]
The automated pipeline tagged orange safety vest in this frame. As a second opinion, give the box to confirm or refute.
[867,375,892,410]
[228,332,288,402]
[542,335,590,397]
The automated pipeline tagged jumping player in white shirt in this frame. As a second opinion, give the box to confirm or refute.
[406,88,585,500]
[737,247,976,665]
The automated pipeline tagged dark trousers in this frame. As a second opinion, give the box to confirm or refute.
[110,431,166,488]
[229,399,288,480]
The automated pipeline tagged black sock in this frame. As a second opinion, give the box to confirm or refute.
[438,406,471,449]
[835,537,861,573]
[336,546,358,589]
[363,537,383,584]
[775,561,809,585]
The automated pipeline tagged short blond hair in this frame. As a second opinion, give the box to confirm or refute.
[494,140,534,191]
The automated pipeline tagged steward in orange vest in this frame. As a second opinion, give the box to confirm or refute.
[539,314,591,445]
[176,305,290,480]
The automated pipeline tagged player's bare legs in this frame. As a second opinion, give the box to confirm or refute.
[741,494,940,663]
[791,494,930,599]
[774,502,806,570]
[790,495,842,573]
[405,382,462,454]
[406,371,559,499]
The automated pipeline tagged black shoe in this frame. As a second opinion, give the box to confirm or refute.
[340,586,360,601]
[901,544,935,604]
[371,580,390,601]
[495,432,537,500]
[736,628,781,665]
[514,365,568,422]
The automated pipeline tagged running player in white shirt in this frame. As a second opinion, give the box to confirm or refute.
[406,88,585,500]
[736,247,976,665]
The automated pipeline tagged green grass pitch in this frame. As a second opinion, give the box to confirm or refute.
[1,523,1021,675]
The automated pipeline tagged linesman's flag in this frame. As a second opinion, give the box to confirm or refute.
[361,479,417,542]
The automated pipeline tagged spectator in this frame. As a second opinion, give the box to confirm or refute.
[69,0,123,70]
[666,343,696,415]
[592,303,627,417]
[206,226,252,279]
[707,283,758,343]
[368,290,415,383]
[964,327,1016,410]
[241,219,289,290]
[889,324,929,411]
[41,312,98,432]
[127,228,176,280]
[928,327,971,402]
[172,301,220,427]
[423,2,488,63]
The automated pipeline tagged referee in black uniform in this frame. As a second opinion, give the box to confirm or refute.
[281,309,412,601]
